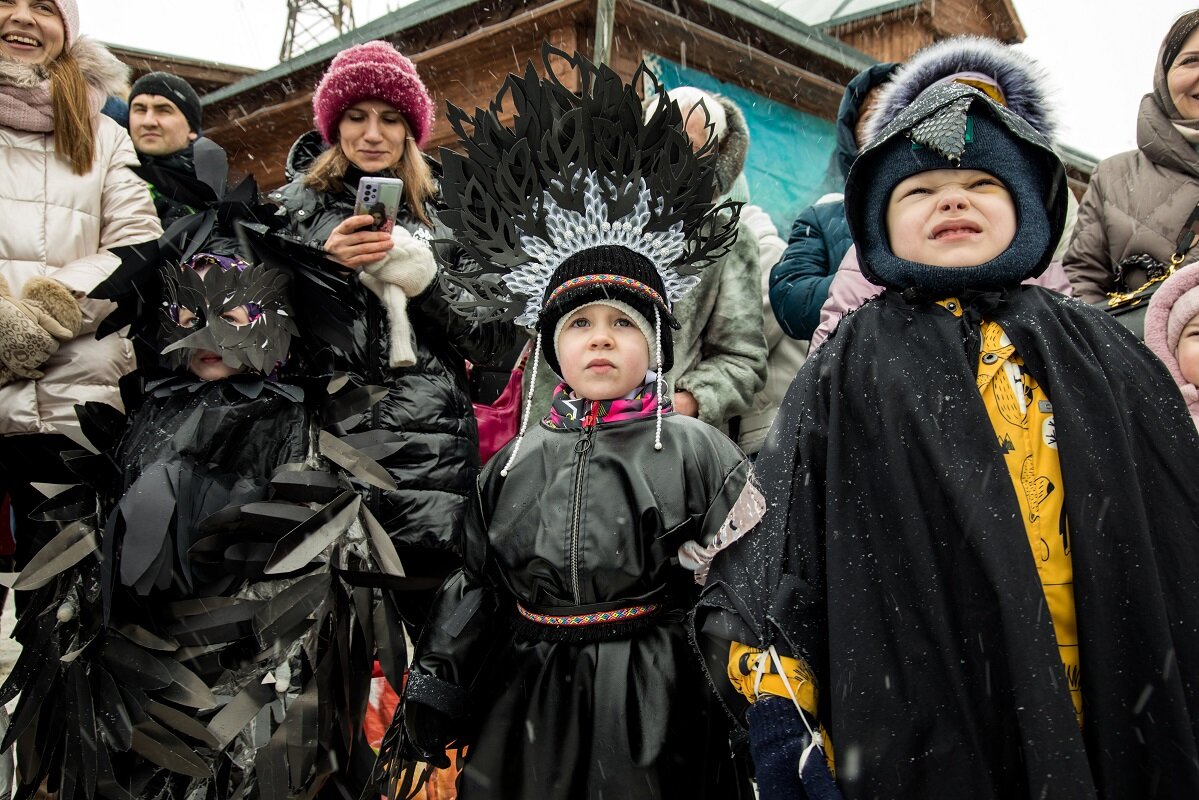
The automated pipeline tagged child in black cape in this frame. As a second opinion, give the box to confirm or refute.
[372,47,756,800]
[694,82,1199,799]
[0,187,413,799]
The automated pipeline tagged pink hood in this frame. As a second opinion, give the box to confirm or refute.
[1145,264,1199,430]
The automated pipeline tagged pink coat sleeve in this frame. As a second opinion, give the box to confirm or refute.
[809,250,1075,354]
[809,245,880,354]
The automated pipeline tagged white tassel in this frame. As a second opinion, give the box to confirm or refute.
[501,332,542,477]
[654,307,664,451]
[764,646,823,777]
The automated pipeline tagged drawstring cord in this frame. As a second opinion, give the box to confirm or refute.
[654,307,663,451]
[500,332,541,478]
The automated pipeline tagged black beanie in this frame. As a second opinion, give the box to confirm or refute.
[845,83,1066,296]
[538,245,676,377]
[129,72,203,134]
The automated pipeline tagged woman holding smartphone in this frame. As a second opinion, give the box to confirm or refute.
[270,41,513,642]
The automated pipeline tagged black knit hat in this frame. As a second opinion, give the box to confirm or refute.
[846,82,1066,295]
[538,245,676,376]
[129,72,203,134]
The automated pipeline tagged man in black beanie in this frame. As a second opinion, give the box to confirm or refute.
[127,71,214,229]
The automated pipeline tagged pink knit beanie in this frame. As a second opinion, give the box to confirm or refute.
[50,0,78,48]
[312,41,434,147]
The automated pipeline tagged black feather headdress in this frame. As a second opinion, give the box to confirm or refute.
[437,44,741,331]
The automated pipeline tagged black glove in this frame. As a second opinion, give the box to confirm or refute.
[401,700,452,770]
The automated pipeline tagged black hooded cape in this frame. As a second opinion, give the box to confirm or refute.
[695,286,1199,799]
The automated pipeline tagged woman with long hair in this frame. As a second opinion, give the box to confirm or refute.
[0,0,160,578]
[269,40,513,636]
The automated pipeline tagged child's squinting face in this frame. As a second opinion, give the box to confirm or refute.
[886,169,1017,269]
[558,303,650,401]
[1179,315,1199,388]
[177,305,252,381]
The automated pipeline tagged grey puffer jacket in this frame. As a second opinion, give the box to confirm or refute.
[269,132,515,600]
[1064,50,1199,303]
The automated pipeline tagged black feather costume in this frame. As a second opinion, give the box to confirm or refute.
[372,45,753,800]
[0,184,418,800]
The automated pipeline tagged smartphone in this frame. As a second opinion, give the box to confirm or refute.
[353,176,405,234]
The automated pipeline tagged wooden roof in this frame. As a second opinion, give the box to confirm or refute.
[106,44,257,95]
[200,0,874,189]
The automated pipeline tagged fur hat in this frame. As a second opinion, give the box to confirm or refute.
[864,36,1056,145]
[129,71,203,134]
[846,82,1066,295]
[312,41,433,147]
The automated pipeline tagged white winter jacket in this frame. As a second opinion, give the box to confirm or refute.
[0,111,161,435]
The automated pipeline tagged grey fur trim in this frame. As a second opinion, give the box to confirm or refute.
[0,55,48,89]
[864,36,1055,145]
[70,36,131,98]
[713,94,749,196]
[0,36,129,98]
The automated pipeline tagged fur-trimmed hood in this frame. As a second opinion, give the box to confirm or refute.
[864,36,1055,144]
[711,94,749,197]
[0,36,129,100]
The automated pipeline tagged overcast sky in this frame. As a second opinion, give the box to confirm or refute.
[82,0,1191,162]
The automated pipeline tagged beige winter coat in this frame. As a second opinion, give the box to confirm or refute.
[0,43,161,436]
[736,203,806,455]
[1064,95,1199,303]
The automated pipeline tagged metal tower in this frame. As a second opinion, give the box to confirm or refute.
[280,0,356,62]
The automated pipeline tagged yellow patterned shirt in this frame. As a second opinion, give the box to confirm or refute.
[728,304,1082,724]
[967,307,1082,722]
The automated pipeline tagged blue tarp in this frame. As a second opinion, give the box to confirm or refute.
[645,53,839,235]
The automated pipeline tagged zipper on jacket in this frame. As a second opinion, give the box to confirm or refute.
[568,402,599,605]
[366,295,382,517]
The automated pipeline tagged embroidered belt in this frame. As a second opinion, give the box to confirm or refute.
[515,602,661,627]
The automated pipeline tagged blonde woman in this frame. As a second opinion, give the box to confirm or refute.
[0,0,160,576]
[270,41,513,641]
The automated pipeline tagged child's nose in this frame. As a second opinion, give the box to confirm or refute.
[939,191,970,212]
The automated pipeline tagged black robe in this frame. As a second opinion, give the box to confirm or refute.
[401,409,753,800]
[695,286,1199,799]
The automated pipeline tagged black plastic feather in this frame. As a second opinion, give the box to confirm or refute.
[437,43,740,327]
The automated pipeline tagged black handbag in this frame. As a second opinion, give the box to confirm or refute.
[1094,202,1199,339]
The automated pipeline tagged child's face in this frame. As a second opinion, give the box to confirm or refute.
[177,303,251,382]
[886,169,1017,269]
[557,303,650,400]
[1179,314,1199,387]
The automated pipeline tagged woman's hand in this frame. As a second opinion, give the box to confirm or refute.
[323,215,394,268]
[673,390,699,417]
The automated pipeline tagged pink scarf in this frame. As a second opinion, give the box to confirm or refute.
[0,55,104,133]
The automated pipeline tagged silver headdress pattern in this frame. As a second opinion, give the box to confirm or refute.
[436,44,741,329]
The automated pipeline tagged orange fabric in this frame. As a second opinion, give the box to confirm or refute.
[365,667,462,799]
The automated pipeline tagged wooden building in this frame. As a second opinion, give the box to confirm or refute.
[108,45,257,96]
[196,0,1094,232]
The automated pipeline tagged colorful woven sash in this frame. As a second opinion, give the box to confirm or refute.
[515,602,660,627]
